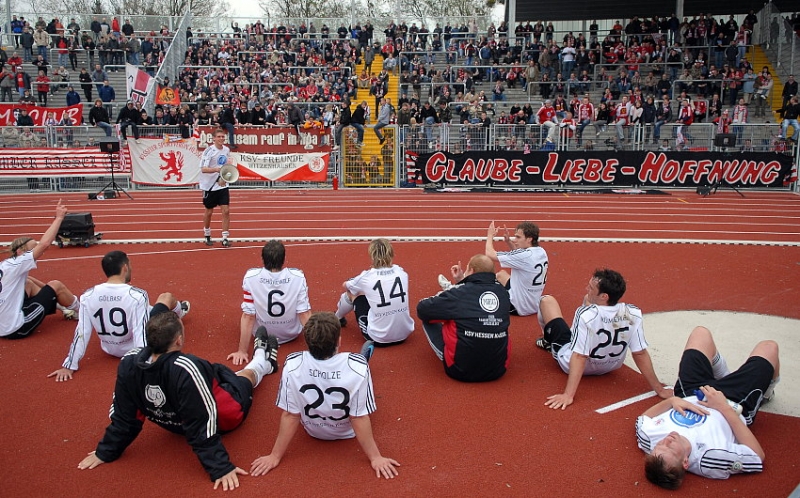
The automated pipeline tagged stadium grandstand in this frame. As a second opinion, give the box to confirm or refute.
[0,6,798,191]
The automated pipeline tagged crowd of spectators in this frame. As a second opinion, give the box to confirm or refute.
[1,11,798,155]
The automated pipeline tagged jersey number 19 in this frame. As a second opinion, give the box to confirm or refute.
[93,307,129,336]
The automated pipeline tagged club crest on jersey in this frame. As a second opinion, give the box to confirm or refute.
[145,384,166,407]
[669,409,707,428]
[217,155,227,165]
[479,292,500,313]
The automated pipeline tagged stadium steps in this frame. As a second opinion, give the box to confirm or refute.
[752,45,784,121]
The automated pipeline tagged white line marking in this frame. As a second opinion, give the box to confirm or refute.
[33,236,800,247]
[595,391,660,414]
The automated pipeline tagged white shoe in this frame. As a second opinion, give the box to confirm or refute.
[438,274,453,291]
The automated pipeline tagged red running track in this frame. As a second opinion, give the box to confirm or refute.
[2,189,800,245]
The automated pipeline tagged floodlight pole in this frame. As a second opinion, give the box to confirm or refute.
[507,0,516,30]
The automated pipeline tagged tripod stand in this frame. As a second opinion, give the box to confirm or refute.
[697,143,745,198]
[97,139,133,200]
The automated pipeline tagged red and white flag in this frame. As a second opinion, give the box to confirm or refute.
[125,63,154,106]
[405,151,421,184]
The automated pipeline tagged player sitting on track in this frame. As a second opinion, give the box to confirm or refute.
[0,200,81,339]
[636,326,780,489]
[440,221,548,317]
[48,250,190,381]
[250,312,399,479]
[334,238,414,347]
[228,240,311,365]
[536,268,672,410]
[78,309,280,491]
[199,127,234,248]
[417,254,511,382]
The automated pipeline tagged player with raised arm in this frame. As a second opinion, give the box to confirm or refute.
[228,240,311,365]
[637,326,779,489]
[48,250,190,381]
[250,312,399,479]
[0,200,80,339]
[537,268,671,410]
[78,309,280,491]
[199,128,234,248]
[441,221,548,316]
[334,239,414,347]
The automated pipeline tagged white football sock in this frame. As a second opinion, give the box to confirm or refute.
[335,292,354,319]
[66,296,79,312]
[240,355,273,388]
[711,351,731,379]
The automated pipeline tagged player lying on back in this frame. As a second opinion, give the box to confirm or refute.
[637,326,780,489]
[536,268,671,410]
[229,240,311,365]
[78,309,280,491]
[48,250,190,381]
[250,312,400,479]
[334,238,414,348]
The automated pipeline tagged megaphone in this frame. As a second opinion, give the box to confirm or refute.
[219,164,239,183]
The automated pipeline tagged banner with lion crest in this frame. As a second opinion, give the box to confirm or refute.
[127,138,202,185]
[127,138,331,185]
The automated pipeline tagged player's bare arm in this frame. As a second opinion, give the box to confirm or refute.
[485,221,499,261]
[77,451,105,470]
[251,411,301,477]
[502,225,514,250]
[33,200,68,260]
[228,313,255,365]
[351,415,400,479]
[631,349,673,398]
[642,396,710,419]
[298,310,312,326]
[546,353,588,410]
[697,385,765,459]
[213,467,248,491]
[48,367,75,382]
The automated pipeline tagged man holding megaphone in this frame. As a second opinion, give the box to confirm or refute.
[199,128,235,248]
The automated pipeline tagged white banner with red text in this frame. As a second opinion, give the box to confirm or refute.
[127,138,329,185]
[0,103,84,126]
[234,151,329,181]
[127,138,202,185]
[0,148,126,176]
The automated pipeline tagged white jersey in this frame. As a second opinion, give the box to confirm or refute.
[198,144,231,191]
[0,251,37,337]
[242,267,311,344]
[556,303,647,375]
[276,351,375,440]
[496,246,548,315]
[62,283,150,371]
[636,396,762,479]
[345,265,414,343]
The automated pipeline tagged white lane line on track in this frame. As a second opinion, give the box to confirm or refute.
[595,390,663,414]
[28,236,800,247]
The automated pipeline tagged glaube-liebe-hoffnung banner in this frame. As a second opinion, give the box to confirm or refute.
[413,150,794,188]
